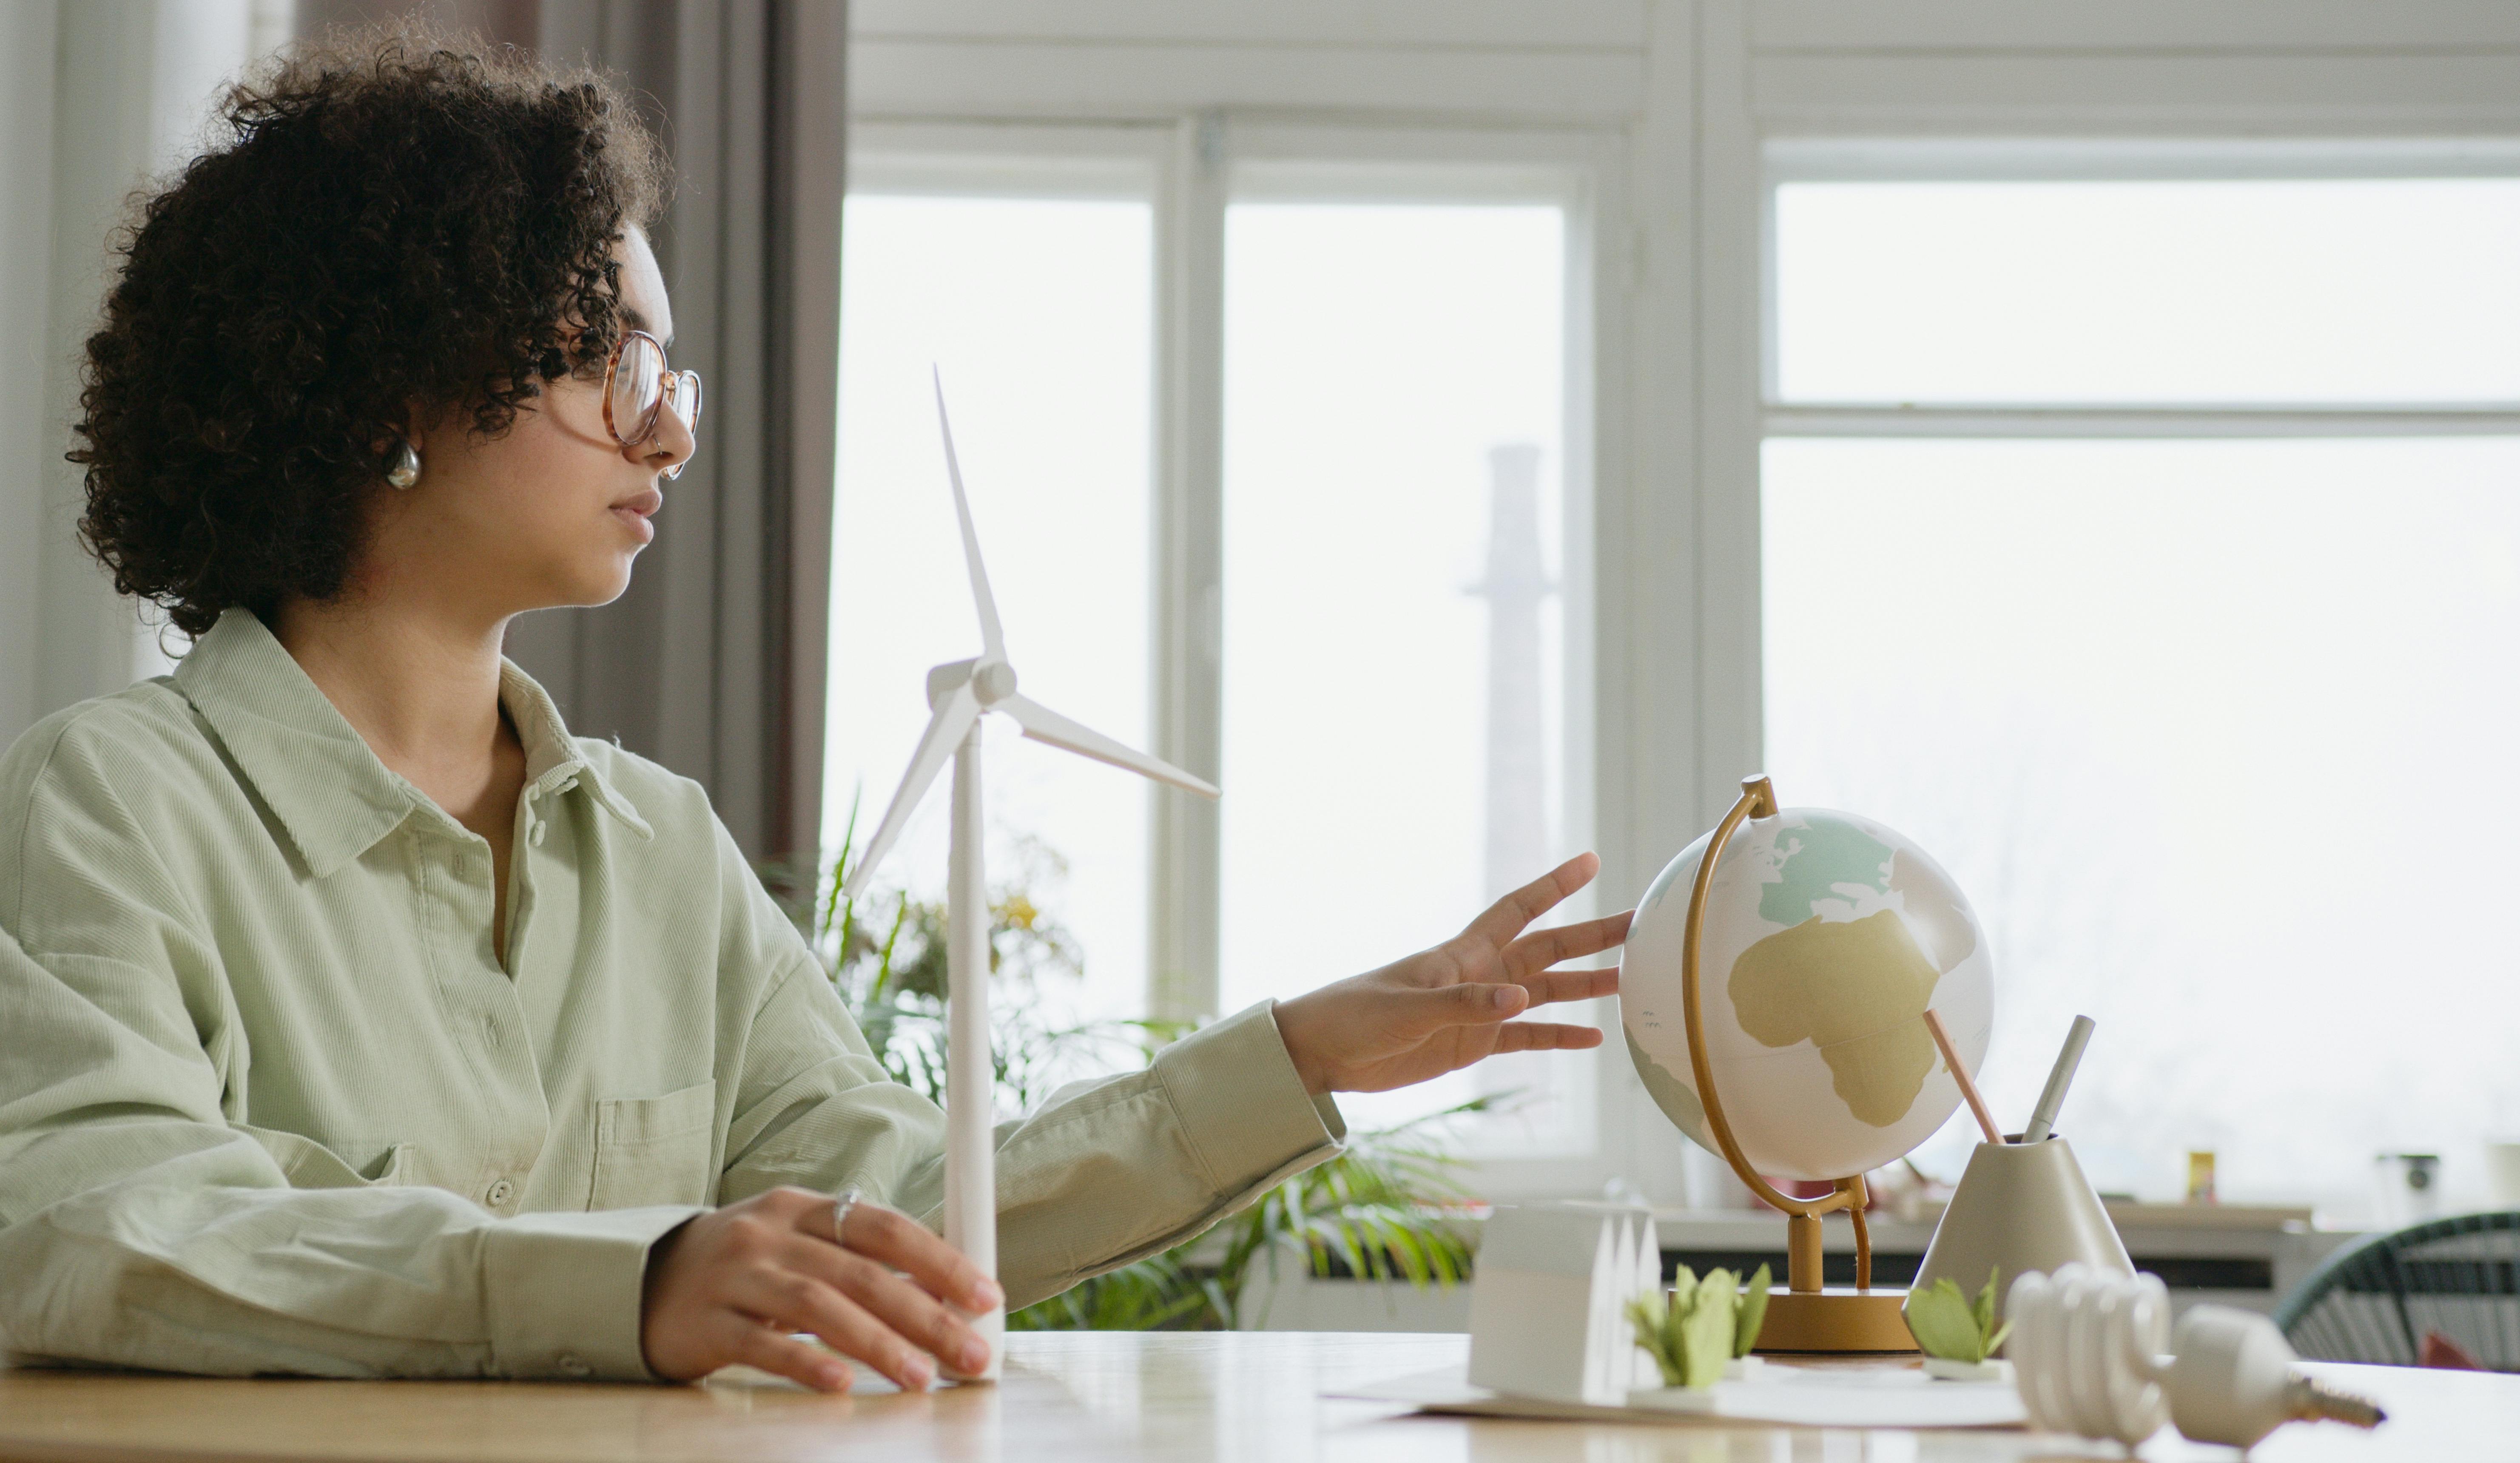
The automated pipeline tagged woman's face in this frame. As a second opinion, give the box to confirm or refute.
[374,229,694,620]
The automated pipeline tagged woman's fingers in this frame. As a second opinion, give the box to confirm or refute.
[1392,978,1529,1038]
[1502,908,1633,982]
[1516,963,1621,1007]
[807,1195,1004,1317]
[731,1261,938,1392]
[1388,985,1605,1055]
[1489,1021,1605,1054]
[1462,852,1599,948]
[724,1315,854,1393]
[781,1233,991,1378]
[641,1188,1007,1389]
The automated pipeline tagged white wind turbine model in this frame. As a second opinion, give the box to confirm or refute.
[841,372,1219,1381]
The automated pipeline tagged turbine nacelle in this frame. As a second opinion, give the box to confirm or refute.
[926,657,1018,710]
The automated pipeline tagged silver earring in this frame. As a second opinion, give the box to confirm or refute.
[386,439,422,489]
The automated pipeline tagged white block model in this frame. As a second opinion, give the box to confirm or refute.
[1468,1203,1661,1405]
[840,372,1220,1381]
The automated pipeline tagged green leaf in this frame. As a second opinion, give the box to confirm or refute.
[1734,1263,1772,1358]
[1983,1318,2012,1358]
[1668,1264,1699,1314]
[1627,1292,1687,1387]
[1901,1278,1987,1363]
[1973,1266,2002,1341]
[1681,1269,1737,1388]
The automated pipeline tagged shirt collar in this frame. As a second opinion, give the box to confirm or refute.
[175,610,649,878]
[495,653,653,841]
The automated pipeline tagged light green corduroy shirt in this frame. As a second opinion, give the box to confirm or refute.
[0,609,1342,1381]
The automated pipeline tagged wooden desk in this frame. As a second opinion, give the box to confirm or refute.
[0,1333,2513,1462]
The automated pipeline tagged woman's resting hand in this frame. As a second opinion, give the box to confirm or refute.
[640,1187,1002,1392]
[1270,852,1633,1095]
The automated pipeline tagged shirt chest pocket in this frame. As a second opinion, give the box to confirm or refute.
[589,1081,720,1210]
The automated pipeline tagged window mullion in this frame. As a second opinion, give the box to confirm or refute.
[1149,113,1229,1024]
[1765,403,2520,439]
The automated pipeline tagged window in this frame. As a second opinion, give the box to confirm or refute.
[1775,179,2520,404]
[829,175,1155,1027]
[828,131,1606,1179]
[1763,159,2520,1216]
[1219,195,1588,1150]
[843,2,2520,1224]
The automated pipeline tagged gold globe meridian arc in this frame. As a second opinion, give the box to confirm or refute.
[1680,776,1896,1308]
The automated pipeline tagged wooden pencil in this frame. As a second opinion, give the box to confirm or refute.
[1923,1008,2004,1145]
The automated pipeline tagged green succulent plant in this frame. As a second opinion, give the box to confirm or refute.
[1902,1267,2013,1364]
[1626,1262,1772,1389]
[765,789,1487,1331]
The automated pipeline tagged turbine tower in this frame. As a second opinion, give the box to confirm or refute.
[1470,443,1553,903]
[841,372,1220,1381]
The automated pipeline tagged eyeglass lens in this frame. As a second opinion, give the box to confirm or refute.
[610,334,667,443]
[666,370,702,435]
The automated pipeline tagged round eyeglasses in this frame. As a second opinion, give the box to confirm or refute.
[600,329,703,481]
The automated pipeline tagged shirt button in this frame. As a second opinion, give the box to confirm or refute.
[557,1351,590,1378]
[486,1178,516,1207]
[529,821,548,847]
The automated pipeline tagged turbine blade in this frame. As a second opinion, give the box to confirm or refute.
[1001,694,1219,800]
[841,684,983,902]
[932,368,1005,659]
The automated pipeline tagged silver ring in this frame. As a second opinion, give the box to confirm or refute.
[829,1185,863,1245]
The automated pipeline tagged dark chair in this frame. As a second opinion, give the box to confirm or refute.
[2274,1211,2520,1370]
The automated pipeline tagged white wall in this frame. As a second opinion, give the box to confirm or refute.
[1,0,290,751]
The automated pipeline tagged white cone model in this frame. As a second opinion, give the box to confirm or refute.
[841,372,1219,1382]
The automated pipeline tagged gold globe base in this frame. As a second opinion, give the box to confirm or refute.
[1754,1288,1920,1353]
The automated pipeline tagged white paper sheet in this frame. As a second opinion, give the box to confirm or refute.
[1336,1363,2030,1429]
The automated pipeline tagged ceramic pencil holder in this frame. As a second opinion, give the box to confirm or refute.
[1910,1136,2132,1334]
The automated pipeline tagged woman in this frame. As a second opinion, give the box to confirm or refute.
[0,33,1626,1391]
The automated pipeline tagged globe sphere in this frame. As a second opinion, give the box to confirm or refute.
[1620,807,1994,1182]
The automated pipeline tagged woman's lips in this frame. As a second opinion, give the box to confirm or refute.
[612,488,662,543]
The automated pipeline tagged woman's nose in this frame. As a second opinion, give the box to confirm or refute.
[643,394,697,477]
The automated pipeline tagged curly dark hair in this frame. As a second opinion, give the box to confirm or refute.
[71,28,666,636]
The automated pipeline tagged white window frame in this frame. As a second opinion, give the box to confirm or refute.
[849,0,2520,1207]
[1760,136,2520,437]
[845,116,1632,1196]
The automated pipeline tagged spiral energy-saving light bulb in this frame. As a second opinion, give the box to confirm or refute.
[2007,1265,2384,1450]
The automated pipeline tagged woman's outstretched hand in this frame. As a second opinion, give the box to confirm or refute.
[1270,852,1632,1095]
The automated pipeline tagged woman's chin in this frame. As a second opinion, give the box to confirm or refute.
[528,557,639,611]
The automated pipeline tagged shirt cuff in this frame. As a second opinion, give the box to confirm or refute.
[1152,1000,1345,1196]
[481,1204,706,1381]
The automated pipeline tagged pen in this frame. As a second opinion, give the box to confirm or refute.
[2019,1015,2095,1145]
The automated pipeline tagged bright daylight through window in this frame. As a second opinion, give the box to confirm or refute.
[826,180,1595,1167]
[1764,176,2520,1217]
[827,191,1154,1032]
[1220,199,1589,1153]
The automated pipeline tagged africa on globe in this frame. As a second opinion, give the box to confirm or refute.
[1620,802,1994,1184]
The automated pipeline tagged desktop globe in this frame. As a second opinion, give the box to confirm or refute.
[1620,776,1994,1351]
[1622,799,1994,1180]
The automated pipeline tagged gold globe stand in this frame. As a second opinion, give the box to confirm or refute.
[1683,775,1918,1353]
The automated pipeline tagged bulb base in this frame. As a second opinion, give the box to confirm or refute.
[2285,1374,2386,1429]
